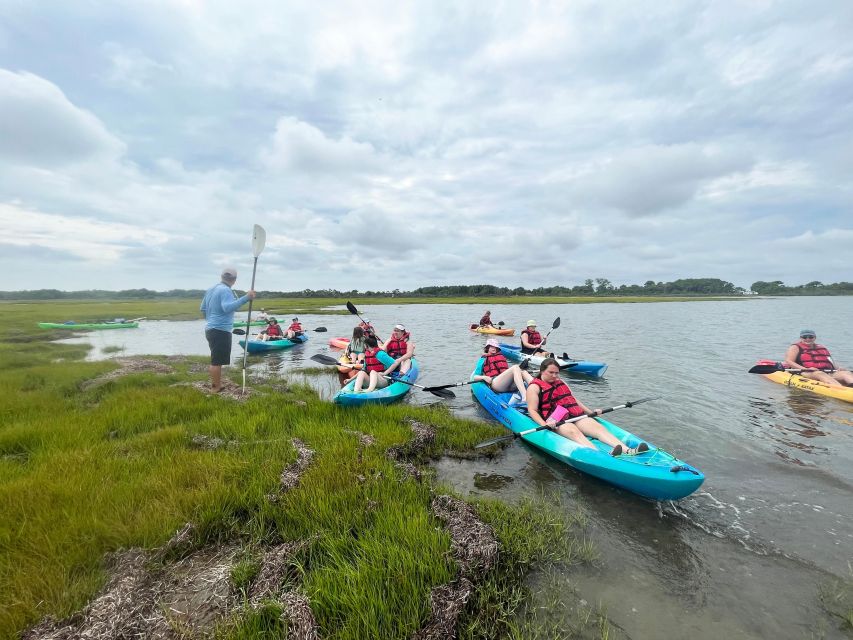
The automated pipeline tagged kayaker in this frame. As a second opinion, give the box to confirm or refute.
[256,308,270,321]
[258,318,283,341]
[783,330,853,387]
[383,324,415,375]
[284,317,304,339]
[200,266,256,393]
[526,358,648,457]
[479,310,494,328]
[338,327,367,385]
[521,320,550,357]
[471,338,533,397]
[358,318,376,337]
[352,335,396,393]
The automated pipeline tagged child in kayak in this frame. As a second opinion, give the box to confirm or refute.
[258,318,284,341]
[338,327,366,386]
[352,335,396,393]
[526,358,648,457]
[471,338,533,397]
[782,329,853,387]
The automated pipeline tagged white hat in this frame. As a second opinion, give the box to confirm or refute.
[221,266,237,280]
[394,324,406,331]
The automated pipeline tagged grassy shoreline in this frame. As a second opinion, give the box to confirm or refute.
[0,303,610,638]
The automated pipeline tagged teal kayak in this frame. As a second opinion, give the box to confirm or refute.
[238,334,308,353]
[471,358,703,500]
[38,321,139,330]
[334,359,420,406]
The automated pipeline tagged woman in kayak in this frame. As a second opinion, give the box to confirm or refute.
[258,318,284,341]
[783,329,853,387]
[478,310,494,327]
[358,318,376,337]
[526,358,648,456]
[284,317,303,339]
[471,338,533,397]
[352,335,396,393]
[521,320,550,357]
[383,324,415,375]
[338,327,366,385]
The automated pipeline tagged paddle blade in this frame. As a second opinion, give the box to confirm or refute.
[232,328,246,335]
[310,354,340,366]
[497,321,505,326]
[251,224,266,257]
[748,364,782,374]
[313,327,328,332]
[474,434,515,449]
[346,301,359,316]
[552,317,561,329]
[428,388,456,399]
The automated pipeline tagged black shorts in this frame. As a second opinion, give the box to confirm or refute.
[205,329,232,366]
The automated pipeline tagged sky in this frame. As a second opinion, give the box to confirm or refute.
[1,1,852,292]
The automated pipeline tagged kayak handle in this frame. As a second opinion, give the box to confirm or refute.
[670,465,700,476]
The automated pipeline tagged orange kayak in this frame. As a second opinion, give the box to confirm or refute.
[470,325,515,336]
[329,337,350,349]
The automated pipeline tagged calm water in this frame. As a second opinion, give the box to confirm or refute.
[59,297,853,638]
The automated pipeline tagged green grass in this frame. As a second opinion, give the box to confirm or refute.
[0,299,613,639]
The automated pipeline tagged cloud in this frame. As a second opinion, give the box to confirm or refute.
[0,69,125,167]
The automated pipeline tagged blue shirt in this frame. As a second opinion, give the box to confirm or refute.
[376,350,396,369]
[200,282,251,331]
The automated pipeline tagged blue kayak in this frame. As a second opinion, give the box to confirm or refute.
[470,358,703,500]
[334,359,420,407]
[499,343,607,378]
[238,334,308,353]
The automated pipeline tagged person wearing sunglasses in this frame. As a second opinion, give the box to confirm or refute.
[783,330,853,387]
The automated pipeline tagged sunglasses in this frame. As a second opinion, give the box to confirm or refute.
[801,335,816,339]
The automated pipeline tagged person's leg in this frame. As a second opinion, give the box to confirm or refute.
[206,329,231,391]
[803,370,843,387]
[553,420,597,449]
[573,416,624,449]
[209,364,222,391]
[366,371,380,392]
[353,371,369,393]
[488,369,519,393]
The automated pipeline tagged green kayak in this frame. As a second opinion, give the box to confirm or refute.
[38,322,139,330]
[235,320,269,327]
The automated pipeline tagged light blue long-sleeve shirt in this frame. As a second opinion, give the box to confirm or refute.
[200,282,251,331]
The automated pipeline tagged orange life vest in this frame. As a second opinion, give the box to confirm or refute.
[794,342,834,370]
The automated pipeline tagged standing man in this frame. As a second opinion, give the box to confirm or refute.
[200,266,256,392]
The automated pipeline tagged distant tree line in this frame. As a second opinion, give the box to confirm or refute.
[3,279,851,300]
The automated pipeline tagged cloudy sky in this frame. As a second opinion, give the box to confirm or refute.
[1,1,851,292]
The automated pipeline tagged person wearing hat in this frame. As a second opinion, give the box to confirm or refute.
[471,338,533,398]
[258,317,283,341]
[284,317,304,339]
[782,330,853,387]
[358,317,376,337]
[256,308,270,321]
[200,266,256,392]
[383,324,415,374]
[520,320,549,357]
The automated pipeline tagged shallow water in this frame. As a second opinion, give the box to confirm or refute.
[59,297,853,638]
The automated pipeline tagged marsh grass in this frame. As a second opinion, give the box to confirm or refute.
[819,571,853,632]
[0,300,610,639]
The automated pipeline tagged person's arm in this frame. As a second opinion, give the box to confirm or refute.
[521,333,533,349]
[525,386,548,427]
[576,399,601,417]
[782,345,802,369]
[221,289,255,313]
[378,350,397,373]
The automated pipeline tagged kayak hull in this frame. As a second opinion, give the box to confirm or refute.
[499,343,608,378]
[334,359,420,406]
[38,322,138,330]
[329,337,350,349]
[238,334,308,353]
[470,359,703,500]
[471,326,515,336]
[763,370,853,403]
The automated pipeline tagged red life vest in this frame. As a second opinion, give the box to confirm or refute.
[288,322,303,332]
[363,347,385,372]
[794,342,834,369]
[482,353,508,377]
[479,315,491,326]
[530,378,583,419]
[385,334,410,358]
[266,324,283,337]
[522,329,542,346]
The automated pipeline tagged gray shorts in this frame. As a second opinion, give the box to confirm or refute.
[205,329,232,365]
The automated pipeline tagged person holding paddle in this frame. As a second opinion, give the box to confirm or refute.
[284,317,304,339]
[527,358,648,457]
[521,320,550,357]
[200,266,256,393]
[383,324,415,375]
[478,310,495,328]
[352,335,396,393]
[337,326,367,385]
[471,338,533,398]
[782,330,853,387]
[258,318,283,341]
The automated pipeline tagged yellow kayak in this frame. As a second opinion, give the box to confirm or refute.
[469,325,515,336]
[764,371,853,403]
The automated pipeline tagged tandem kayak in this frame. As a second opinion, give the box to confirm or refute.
[329,337,350,349]
[470,325,515,336]
[498,343,608,378]
[334,358,420,407]
[470,359,703,500]
[762,370,853,404]
[38,321,139,330]
[238,334,308,353]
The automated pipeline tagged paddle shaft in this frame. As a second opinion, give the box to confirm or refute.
[240,255,259,392]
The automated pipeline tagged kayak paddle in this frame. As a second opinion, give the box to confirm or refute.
[310,354,455,398]
[346,301,368,324]
[748,363,837,375]
[474,396,660,449]
[423,363,578,393]
[241,224,266,395]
